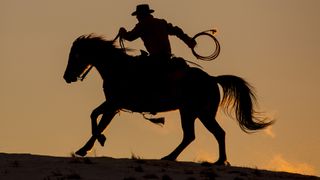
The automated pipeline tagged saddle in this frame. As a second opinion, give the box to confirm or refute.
[133,51,190,82]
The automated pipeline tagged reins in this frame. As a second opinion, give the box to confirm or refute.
[79,33,126,81]
[80,65,93,81]
[113,32,126,52]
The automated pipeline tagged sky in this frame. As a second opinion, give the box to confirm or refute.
[1,0,319,176]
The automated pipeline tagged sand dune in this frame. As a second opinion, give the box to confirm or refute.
[0,153,318,180]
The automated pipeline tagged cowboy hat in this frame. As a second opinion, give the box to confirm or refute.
[131,4,154,16]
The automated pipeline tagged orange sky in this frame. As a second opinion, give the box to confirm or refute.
[1,0,319,176]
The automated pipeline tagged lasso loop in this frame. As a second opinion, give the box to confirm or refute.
[191,29,221,61]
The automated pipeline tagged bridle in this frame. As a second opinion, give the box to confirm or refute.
[79,65,93,81]
[78,33,125,82]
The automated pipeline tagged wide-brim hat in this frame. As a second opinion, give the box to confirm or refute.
[131,4,154,16]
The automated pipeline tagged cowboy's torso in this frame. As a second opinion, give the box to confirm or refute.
[135,17,172,56]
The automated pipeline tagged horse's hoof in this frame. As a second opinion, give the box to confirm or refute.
[225,161,231,166]
[161,156,176,161]
[213,160,231,166]
[97,134,106,146]
[75,149,87,157]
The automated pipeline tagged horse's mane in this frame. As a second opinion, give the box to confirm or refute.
[74,34,116,49]
[73,34,133,67]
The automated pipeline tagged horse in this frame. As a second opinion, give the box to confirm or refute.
[63,34,273,165]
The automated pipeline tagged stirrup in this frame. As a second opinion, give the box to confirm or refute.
[140,50,149,56]
[143,113,165,126]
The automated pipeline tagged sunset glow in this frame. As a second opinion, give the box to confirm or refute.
[1,0,319,176]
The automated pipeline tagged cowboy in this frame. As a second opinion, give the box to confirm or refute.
[119,4,196,64]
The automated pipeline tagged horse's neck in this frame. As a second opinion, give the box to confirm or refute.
[94,61,113,81]
[94,51,130,81]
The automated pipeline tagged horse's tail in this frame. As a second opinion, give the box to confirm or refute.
[216,75,274,133]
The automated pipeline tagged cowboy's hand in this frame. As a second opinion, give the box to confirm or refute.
[119,27,127,36]
[187,38,197,49]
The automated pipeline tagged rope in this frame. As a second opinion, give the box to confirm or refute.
[113,32,126,52]
[120,109,165,126]
[191,29,221,61]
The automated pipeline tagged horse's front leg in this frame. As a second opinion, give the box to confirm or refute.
[75,102,117,156]
[90,102,107,137]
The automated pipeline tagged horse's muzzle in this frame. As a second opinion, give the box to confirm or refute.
[63,74,77,84]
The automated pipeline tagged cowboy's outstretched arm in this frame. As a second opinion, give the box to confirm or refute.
[119,25,141,41]
[168,23,196,48]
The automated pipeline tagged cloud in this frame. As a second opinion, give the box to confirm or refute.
[261,110,277,138]
[193,149,217,162]
[266,154,316,176]
[264,126,276,138]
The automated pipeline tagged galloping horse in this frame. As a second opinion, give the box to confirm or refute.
[63,34,273,165]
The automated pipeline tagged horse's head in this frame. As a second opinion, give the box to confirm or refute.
[63,35,113,83]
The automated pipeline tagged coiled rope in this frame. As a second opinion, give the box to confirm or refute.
[191,29,220,61]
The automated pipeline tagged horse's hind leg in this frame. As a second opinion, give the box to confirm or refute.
[162,109,196,161]
[199,112,229,165]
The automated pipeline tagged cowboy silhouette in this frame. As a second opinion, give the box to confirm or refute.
[119,4,196,63]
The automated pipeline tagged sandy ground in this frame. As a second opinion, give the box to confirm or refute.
[0,153,318,180]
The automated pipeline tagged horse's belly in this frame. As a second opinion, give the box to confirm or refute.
[121,95,180,113]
